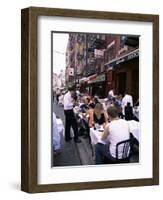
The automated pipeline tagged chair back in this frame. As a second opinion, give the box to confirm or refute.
[116,139,131,160]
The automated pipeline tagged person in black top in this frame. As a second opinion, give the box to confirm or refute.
[124,102,133,120]
[93,111,105,125]
[79,97,90,113]
[89,103,108,128]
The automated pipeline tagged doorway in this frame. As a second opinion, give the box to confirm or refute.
[116,72,126,95]
[132,69,139,102]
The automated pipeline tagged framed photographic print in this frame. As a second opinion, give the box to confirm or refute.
[21,7,159,193]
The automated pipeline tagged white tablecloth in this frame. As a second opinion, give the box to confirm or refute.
[56,118,64,134]
[90,128,106,145]
[53,116,64,150]
[133,107,139,120]
[90,120,140,145]
[128,120,139,142]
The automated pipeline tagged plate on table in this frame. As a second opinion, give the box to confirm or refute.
[97,126,104,132]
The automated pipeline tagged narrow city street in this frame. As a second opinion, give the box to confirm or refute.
[53,97,95,167]
[52,32,140,167]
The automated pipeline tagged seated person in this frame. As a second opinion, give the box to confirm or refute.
[77,103,95,138]
[79,97,90,113]
[95,106,130,164]
[94,96,99,105]
[88,96,95,109]
[89,103,108,128]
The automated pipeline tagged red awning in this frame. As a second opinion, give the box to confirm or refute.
[87,74,97,83]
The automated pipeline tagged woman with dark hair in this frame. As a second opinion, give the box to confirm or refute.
[89,103,108,128]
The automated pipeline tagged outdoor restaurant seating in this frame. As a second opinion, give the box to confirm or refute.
[53,93,139,166]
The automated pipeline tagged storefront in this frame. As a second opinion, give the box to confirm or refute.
[87,73,106,98]
[106,49,139,103]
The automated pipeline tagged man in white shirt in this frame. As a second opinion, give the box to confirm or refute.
[108,89,115,101]
[95,106,130,164]
[63,87,81,143]
[108,89,114,97]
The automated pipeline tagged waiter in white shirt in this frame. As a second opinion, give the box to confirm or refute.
[63,87,81,143]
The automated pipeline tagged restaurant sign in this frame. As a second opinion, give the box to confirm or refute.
[108,49,139,68]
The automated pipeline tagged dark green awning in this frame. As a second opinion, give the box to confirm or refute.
[106,49,139,69]
[89,74,105,84]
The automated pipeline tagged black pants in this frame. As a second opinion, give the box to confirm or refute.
[64,109,79,141]
[56,95,59,103]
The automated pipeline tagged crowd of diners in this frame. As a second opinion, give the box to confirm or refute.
[54,86,139,164]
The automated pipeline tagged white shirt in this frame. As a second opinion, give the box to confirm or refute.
[56,90,60,95]
[108,90,114,97]
[76,90,80,97]
[106,119,130,158]
[122,94,133,114]
[63,91,73,110]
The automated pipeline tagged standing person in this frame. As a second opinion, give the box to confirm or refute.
[122,91,133,116]
[76,87,81,100]
[56,88,60,104]
[63,87,81,143]
[108,88,115,101]
[124,102,133,120]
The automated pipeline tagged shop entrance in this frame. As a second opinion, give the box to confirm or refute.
[132,69,139,102]
[116,72,126,95]
[91,83,106,98]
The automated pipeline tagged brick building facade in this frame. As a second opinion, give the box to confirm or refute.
[65,33,139,102]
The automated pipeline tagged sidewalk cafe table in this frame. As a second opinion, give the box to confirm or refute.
[53,118,64,151]
[133,106,139,121]
[56,118,64,134]
[90,127,106,145]
[128,120,139,142]
[90,120,140,146]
